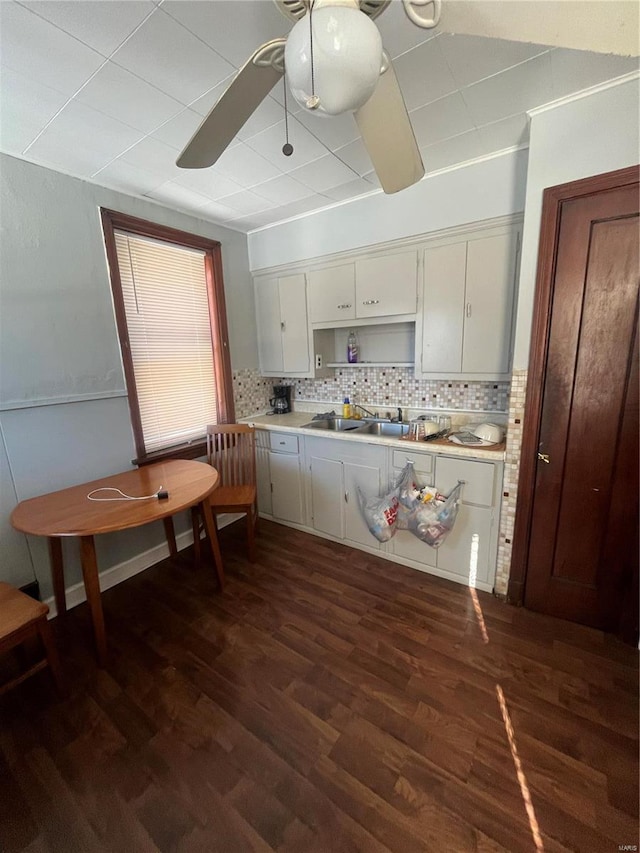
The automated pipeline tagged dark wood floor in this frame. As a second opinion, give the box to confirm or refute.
[1,520,638,853]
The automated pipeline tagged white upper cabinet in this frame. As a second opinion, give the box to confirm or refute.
[255,273,310,376]
[307,263,355,324]
[417,224,520,380]
[307,250,417,325]
[355,250,418,318]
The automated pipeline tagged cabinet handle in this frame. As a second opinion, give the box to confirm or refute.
[337,304,352,309]
[344,491,349,503]
[362,299,380,305]
[280,321,285,331]
[465,303,472,318]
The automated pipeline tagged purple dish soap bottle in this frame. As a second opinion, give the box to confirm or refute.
[347,330,359,364]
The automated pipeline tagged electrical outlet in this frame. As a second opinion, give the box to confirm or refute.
[315,354,323,369]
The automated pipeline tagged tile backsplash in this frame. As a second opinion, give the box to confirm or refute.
[233,366,509,418]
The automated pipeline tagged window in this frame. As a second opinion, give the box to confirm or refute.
[101,209,234,464]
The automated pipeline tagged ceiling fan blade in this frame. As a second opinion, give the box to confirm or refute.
[354,59,424,194]
[177,39,286,169]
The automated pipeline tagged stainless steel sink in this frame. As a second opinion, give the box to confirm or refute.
[301,418,368,432]
[362,421,410,437]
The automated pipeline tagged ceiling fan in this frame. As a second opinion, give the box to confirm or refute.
[177,0,442,194]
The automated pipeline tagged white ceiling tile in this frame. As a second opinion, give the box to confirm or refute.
[111,9,234,104]
[478,113,530,153]
[173,167,245,200]
[290,154,359,193]
[550,48,639,100]
[119,136,184,181]
[152,108,203,150]
[462,52,553,127]
[0,1,105,95]
[438,34,549,89]
[244,117,329,171]
[272,195,333,221]
[24,138,116,177]
[421,129,488,174]
[22,1,156,57]
[214,143,283,187]
[224,210,280,231]
[26,101,143,171]
[295,109,360,151]
[199,199,245,223]
[362,170,381,188]
[146,180,212,210]
[92,159,167,195]
[334,138,373,176]
[0,66,69,153]
[251,174,313,205]
[376,1,440,60]
[215,189,273,216]
[162,0,289,68]
[75,61,183,133]
[393,37,457,112]
[410,92,476,147]
[324,177,377,202]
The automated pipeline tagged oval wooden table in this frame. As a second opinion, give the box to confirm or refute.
[10,460,224,666]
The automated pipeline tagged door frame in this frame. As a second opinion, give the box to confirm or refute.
[508,164,640,605]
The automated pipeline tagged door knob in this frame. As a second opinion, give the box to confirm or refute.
[537,452,550,464]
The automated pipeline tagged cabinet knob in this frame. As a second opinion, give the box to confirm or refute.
[337,304,352,309]
[465,303,472,318]
[362,299,380,305]
[280,321,285,331]
[344,491,349,503]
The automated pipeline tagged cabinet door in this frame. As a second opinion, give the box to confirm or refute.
[255,276,283,373]
[255,431,272,516]
[421,242,466,373]
[343,462,382,550]
[309,456,344,539]
[279,274,310,373]
[436,504,494,586]
[462,232,518,374]
[270,452,303,524]
[307,263,355,323]
[356,250,417,318]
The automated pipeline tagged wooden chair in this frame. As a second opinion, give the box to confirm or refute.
[0,582,64,696]
[192,424,258,565]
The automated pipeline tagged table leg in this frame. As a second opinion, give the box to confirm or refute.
[163,516,178,558]
[79,535,108,667]
[48,537,66,617]
[199,499,225,590]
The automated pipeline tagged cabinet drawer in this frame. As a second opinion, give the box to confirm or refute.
[392,449,434,478]
[435,457,496,507]
[269,432,299,454]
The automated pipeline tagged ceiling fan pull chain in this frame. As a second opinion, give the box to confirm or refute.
[282,74,294,156]
[306,0,320,110]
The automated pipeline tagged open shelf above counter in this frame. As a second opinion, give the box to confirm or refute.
[327,362,414,368]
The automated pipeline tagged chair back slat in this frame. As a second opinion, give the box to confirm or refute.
[206,424,256,487]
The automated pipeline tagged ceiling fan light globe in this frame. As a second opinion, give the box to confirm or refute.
[285,6,382,117]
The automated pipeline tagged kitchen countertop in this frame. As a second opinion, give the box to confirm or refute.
[245,412,506,461]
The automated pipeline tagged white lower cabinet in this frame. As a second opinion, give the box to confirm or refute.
[256,430,304,525]
[389,447,502,590]
[306,437,386,552]
[257,429,502,592]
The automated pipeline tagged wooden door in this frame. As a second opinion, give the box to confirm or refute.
[516,170,639,635]
[279,274,309,374]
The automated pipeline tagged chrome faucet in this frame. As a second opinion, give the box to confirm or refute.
[354,403,379,419]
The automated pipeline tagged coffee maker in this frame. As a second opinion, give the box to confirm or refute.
[269,384,292,415]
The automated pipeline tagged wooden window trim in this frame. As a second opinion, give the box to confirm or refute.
[101,208,235,466]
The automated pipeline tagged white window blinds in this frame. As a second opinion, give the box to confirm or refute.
[114,230,217,453]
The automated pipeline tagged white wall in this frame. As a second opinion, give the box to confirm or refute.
[248,148,528,270]
[0,154,257,596]
[513,74,640,368]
